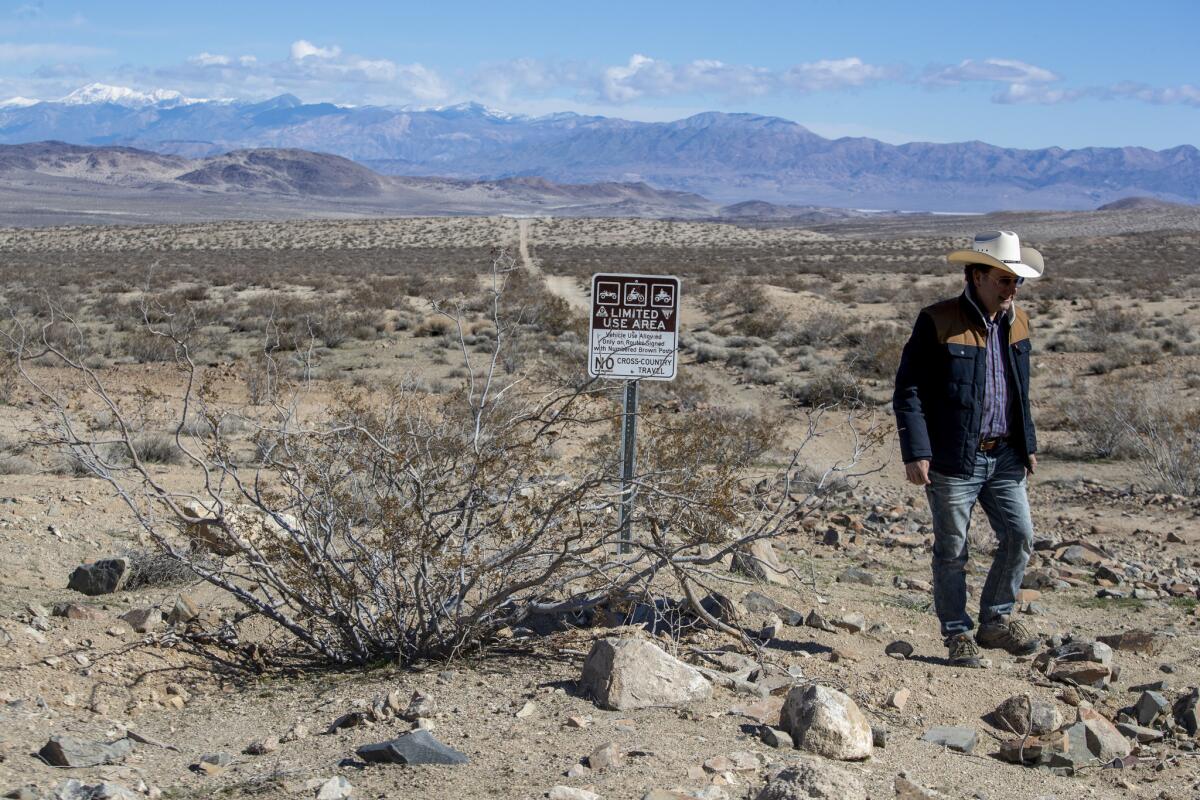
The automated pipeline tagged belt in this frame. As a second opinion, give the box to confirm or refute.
[979,437,1007,452]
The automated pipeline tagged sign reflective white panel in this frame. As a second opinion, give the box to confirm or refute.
[588,272,681,381]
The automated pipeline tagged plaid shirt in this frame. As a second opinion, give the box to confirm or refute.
[967,288,1011,439]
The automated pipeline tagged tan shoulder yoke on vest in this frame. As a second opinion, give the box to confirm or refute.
[922,298,1030,347]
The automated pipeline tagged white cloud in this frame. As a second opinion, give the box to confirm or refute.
[473,54,893,105]
[993,83,1083,105]
[471,57,565,101]
[290,40,341,61]
[1106,81,1200,107]
[923,58,1059,86]
[189,52,230,67]
[782,57,894,91]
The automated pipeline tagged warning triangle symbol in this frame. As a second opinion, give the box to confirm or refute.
[661,309,673,319]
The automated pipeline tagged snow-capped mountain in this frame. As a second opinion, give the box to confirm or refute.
[0,84,1197,210]
[0,96,39,108]
[57,83,207,108]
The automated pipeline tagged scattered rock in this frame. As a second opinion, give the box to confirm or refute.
[327,711,371,733]
[47,780,140,800]
[118,607,161,634]
[754,756,866,800]
[997,729,1070,765]
[581,637,712,711]
[52,602,107,621]
[1097,629,1165,656]
[400,690,437,721]
[281,723,310,743]
[548,788,600,800]
[1077,707,1132,762]
[244,737,279,755]
[993,695,1063,736]
[803,610,836,633]
[1134,690,1168,726]
[515,701,537,719]
[167,594,199,626]
[831,613,865,634]
[192,751,233,776]
[37,735,133,767]
[836,567,876,586]
[887,689,910,711]
[758,726,792,749]
[894,777,949,800]
[355,729,469,765]
[779,684,872,761]
[1172,688,1198,736]
[871,724,887,748]
[731,539,790,586]
[67,558,130,596]
[316,776,355,800]
[698,592,741,624]
[586,742,623,771]
[1047,661,1111,688]
[884,640,914,659]
[740,591,803,625]
[1115,722,1164,743]
[920,726,976,754]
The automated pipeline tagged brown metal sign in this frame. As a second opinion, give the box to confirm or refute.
[588,273,680,381]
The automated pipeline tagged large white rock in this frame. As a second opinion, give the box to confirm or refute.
[731,539,790,585]
[779,684,872,761]
[755,756,866,800]
[581,637,712,711]
[180,500,296,556]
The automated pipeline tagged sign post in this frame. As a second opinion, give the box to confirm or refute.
[588,273,681,554]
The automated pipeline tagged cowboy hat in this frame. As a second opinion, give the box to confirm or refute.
[947,230,1044,279]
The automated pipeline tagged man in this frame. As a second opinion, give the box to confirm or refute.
[893,231,1044,668]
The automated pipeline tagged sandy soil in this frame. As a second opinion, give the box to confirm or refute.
[0,214,1197,800]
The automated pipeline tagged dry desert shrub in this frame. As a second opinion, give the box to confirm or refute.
[844,323,906,379]
[783,368,864,408]
[1119,402,1200,496]
[780,312,851,348]
[6,250,881,666]
[1059,381,1145,459]
[0,452,36,475]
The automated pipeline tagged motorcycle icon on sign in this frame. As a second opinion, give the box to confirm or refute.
[624,283,648,306]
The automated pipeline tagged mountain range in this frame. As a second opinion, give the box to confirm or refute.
[1,83,1198,212]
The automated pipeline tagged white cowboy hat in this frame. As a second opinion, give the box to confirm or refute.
[947,230,1044,279]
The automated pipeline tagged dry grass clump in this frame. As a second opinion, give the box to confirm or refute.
[0,452,37,475]
[844,323,905,379]
[1058,381,1145,459]
[783,368,864,408]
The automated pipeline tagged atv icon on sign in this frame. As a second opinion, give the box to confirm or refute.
[596,282,620,305]
[651,284,674,308]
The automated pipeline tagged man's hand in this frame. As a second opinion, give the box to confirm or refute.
[905,459,931,486]
[1027,453,1038,477]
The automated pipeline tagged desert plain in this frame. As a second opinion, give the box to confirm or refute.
[0,207,1199,800]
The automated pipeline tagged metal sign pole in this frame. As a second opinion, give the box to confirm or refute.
[617,379,639,554]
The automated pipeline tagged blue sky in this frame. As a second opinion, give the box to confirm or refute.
[2,0,1198,149]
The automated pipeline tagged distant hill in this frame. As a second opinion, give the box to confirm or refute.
[1,87,1198,212]
[1097,196,1189,211]
[0,141,726,226]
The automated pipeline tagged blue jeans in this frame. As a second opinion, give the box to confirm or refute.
[925,441,1034,640]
